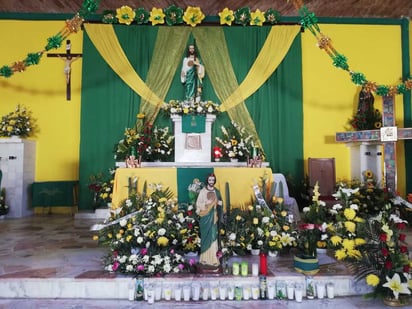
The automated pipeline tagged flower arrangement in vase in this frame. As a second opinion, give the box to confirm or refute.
[0,104,35,138]
[215,121,254,162]
[162,99,220,116]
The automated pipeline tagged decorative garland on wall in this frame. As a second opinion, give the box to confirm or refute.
[1,0,411,98]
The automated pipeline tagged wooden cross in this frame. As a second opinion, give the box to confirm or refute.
[47,40,82,101]
[336,96,412,194]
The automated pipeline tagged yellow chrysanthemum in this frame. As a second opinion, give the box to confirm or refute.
[159,197,167,203]
[342,238,355,250]
[277,197,284,204]
[280,210,287,217]
[149,8,166,26]
[282,225,290,231]
[137,113,145,119]
[366,274,380,287]
[116,5,136,25]
[347,249,362,259]
[335,249,347,260]
[250,9,266,26]
[92,235,99,241]
[344,221,356,233]
[180,228,188,234]
[236,215,242,221]
[344,208,356,220]
[330,235,343,246]
[126,235,133,242]
[157,236,169,246]
[354,238,366,246]
[107,233,112,239]
[183,6,205,27]
[218,8,234,26]
[354,216,365,223]
[116,233,122,240]
[253,217,259,225]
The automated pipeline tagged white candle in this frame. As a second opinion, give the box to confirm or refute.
[219,285,227,300]
[164,286,172,301]
[267,283,276,300]
[252,263,259,276]
[294,283,303,302]
[252,286,260,300]
[327,282,335,299]
[154,284,162,301]
[146,286,155,304]
[316,283,325,299]
[192,283,200,301]
[128,280,135,301]
[287,283,294,300]
[174,286,182,301]
[183,285,191,301]
[227,286,235,300]
[201,284,210,300]
[243,286,251,300]
[210,284,219,300]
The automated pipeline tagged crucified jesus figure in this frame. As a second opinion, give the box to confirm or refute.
[58,54,80,84]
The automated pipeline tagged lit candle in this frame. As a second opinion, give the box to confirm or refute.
[259,252,267,275]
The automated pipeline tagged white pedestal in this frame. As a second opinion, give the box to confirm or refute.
[171,114,216,162]
[0,137,35,218]
[347,142,383,185]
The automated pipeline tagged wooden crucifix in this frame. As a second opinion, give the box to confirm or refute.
[336,95,412,194]
[47,40,82,101]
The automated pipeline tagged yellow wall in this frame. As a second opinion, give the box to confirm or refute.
[0,20,83,181]
[302,23,406,194]
[0,19,408,194]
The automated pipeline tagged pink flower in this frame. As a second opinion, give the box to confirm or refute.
[141,248,148,255]
[189,258,196,266]
[137,264,145,271]
[178,263,185,270]
[112,261,120,271]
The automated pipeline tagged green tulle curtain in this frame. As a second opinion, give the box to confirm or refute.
[79,25,303,210]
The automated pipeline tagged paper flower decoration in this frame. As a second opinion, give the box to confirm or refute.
[265,9,280,24]
[116,5,136,25]
[164,5,183,26]
[183,6,205,27]
[234,7,251,26]
[134,8,149,24]
[250,9,265,26]
[149,8,166,26]
[218,8,235,26]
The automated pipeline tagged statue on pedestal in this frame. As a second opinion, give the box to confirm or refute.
[181,43,205,102]
[195,173,223,274]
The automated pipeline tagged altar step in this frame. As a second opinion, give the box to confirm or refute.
[0,254,371,299]
[0,216,372,300]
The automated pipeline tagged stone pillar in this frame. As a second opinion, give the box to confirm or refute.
[171,114,216,162]
[0,137,35,218]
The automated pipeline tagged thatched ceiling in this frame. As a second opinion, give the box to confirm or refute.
[1,0,411,19]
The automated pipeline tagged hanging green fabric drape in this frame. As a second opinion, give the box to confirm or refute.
[79,26,303,210]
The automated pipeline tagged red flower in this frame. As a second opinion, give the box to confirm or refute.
[381,247,389,256]
[399,233,406,241]
[396,222,406,230]
[403,265,410,273]
[379,233,387,242]
[400,245,408,253]
[385,260,393,270]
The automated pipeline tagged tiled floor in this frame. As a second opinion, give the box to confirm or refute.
[0,214,409,308]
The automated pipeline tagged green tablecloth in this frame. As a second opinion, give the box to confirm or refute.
[32,181,78,207]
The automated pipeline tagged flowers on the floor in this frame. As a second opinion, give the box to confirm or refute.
[298,182,329,257]
[355,205,411,301]
[95,183,197,276]
[325,184,412,302]
[88,168,116,207]
[0,104,35,138]
[161,99,220,116]
[215,121,254,161]
[0,188,8,216]
[221,176,297,256]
